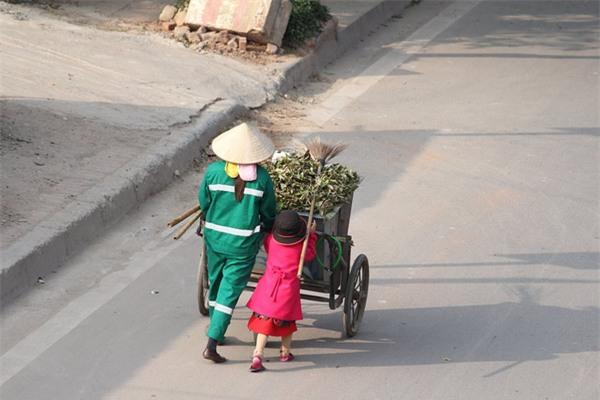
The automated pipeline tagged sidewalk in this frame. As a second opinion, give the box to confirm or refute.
[0,0,414,301]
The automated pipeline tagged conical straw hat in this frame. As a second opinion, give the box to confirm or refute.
[211,122,275,164]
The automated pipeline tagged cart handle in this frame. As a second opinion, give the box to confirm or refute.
[315,234,343,271]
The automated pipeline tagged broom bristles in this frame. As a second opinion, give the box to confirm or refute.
[305,137,346,164]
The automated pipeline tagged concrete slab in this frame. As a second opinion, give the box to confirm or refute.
[185,0,292,46]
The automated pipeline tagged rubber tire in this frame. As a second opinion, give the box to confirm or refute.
[343,254,369,337]
[197,244,209,316]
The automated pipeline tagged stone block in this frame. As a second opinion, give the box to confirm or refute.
[159,5,177,21]
[195,41,208,50]
[185,31,201,43]
[184,0,292,46]
[200,31,217,41]
[265,43,278,54]
[238,36,247,51]
[216,30,229,44]
[174,9,187,26]
[174,25,190,41]
[227,37,238,49]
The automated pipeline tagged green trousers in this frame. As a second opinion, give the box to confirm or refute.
[205,244,256,342]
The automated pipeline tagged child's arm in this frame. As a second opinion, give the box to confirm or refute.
[263,234,271,253]
[304,222,318,261]
[259,175,277,233]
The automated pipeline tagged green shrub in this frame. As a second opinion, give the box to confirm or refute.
[175,0,188,11]
[283,0,331,48]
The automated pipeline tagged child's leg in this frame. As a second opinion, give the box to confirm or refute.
[250,333,268,372]
[254,333,268,357]
[281,334,293,356]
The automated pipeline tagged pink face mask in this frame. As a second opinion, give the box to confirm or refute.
[238,164,257,181]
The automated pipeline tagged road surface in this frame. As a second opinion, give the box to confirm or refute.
[1,1,598,399]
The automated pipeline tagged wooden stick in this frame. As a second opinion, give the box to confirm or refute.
[296,194,317,278]
[173,211,202,240]
[297,164,322,278]
[167,205,201,228]
[297,138,346,278]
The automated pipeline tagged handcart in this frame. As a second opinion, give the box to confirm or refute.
[196,199,369,337]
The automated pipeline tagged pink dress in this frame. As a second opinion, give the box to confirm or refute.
[247,232,317,322]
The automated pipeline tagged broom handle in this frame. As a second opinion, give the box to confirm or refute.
[168,204,201,227]
[297,194,317,278]
[173,211,202,240]
[297,163,322,278]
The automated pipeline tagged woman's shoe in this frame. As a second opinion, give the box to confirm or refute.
[202,348,227,363]
[249,355,266,372]
[279,352,295,362]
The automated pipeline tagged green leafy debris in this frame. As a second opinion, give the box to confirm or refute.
[265,153,360,215]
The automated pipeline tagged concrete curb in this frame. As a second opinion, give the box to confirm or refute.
[0,100,246,303]
[276,0,414,92]
[0,0,415,303]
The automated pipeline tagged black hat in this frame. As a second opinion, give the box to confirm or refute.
[272,210,307,245]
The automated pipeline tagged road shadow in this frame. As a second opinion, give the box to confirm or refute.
[275,288,599,373]
[293,0,599,101]
[371,251,600,271]
[434,0,599,53]
[296,126,598,222]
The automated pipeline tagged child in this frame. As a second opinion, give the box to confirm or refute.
[246,210,317,372]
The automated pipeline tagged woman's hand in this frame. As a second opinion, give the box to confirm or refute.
[310,220,317,233]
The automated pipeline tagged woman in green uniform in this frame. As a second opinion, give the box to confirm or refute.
[198,122,277,363]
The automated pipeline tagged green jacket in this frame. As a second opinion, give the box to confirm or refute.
[198,161,277,256]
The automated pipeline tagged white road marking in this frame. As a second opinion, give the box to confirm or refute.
[0,235,186,387]
[308,0,482,127]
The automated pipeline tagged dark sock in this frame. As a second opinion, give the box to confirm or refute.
[207,338,218,352]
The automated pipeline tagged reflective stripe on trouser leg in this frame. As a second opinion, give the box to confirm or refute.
[206,245,225,319]
[207,250,256,342]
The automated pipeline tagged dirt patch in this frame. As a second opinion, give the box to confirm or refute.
[0,100,165,248]
[250,96,306,148]
[246,80,330,150]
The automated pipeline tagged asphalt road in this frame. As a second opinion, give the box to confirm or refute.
[1,1,599,399]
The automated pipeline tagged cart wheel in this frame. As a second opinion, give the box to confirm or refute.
[343,254,369,337]
[196,245,209,316]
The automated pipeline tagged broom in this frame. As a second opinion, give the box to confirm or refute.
[297,138,346,278]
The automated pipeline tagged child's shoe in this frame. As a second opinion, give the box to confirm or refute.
[249,355,266,372]
[279,352,295,362]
